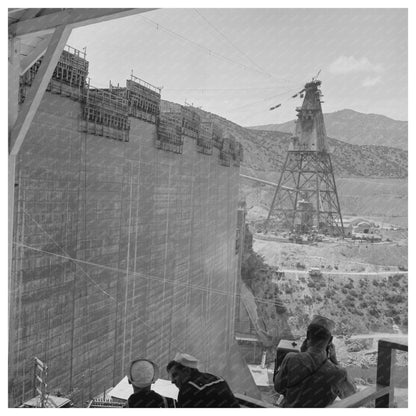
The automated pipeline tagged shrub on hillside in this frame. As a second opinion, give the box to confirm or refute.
[386,293,406,303]
[284,286,294,295]
[369,308,380,318]
[346,294,356,302]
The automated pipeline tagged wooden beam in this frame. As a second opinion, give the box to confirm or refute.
[20,34,52,74]
[9,8,156,39]
[8,37,20,131]
[375,340,396,407]
[9,24,71,156]
[328,385,393,408]
[20,8,42,21]
[378,338,408,352]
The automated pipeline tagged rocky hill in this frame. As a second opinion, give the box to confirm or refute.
[279,271,408,336]
[243,228,408,337]
[189,106,408,179]
[188,104,408,226]
[249,109,408,151]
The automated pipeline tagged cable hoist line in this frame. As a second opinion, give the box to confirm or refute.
[139,15,280,79]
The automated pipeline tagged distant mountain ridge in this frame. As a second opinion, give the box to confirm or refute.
[160,101,407,179]
[249,109,408,151]
[188,108,407,179]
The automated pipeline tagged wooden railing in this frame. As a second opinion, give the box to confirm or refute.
[328,338,408,408]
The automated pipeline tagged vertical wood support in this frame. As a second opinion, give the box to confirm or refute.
[375,340,395,407]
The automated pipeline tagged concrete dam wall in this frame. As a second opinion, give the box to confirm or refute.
[9,80,244,405]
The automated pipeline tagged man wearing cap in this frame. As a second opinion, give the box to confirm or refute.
[274,315,356,407]
[126,359,168,408]
[166,353,240,408]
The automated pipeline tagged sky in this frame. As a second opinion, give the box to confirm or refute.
[67,7,408,127]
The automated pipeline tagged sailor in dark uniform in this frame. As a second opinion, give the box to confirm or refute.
[167,353,240,408]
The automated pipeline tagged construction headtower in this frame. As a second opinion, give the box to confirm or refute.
[267,79,344,236]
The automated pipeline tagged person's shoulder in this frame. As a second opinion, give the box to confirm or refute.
[283,351,308,364]
[186,372,224,391]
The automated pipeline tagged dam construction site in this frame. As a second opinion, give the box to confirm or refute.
[8,8,408,409]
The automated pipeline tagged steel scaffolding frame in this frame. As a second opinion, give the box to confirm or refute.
[267,149,344,236]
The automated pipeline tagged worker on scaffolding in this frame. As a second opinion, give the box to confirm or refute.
[274,315,356,407]
[167,353,240,408]
[125,359,168,407]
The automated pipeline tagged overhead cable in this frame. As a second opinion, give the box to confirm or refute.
[193,9,286,84]
[139,15,281,80]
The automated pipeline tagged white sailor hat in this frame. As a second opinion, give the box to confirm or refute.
[173,352,199,369]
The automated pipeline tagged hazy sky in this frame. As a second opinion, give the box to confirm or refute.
[68,8,408,126]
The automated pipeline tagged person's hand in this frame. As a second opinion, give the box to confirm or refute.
[327,342,339,365]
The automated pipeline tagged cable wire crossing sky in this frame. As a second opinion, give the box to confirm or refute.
[68,8,407,126]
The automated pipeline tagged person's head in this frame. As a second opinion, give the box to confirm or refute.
[306,323,332,349]
[166,353,199,389]
[128,359,159,392]
[305,315,335,350]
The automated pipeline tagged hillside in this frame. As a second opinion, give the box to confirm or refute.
[187,106,408,179]
[278,270,408,336]
[242,227,407,338]
[249,109,408,150]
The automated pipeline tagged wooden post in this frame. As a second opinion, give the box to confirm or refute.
[375,340,395,407]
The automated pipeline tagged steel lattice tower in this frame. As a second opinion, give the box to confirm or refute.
[267,80,344,236]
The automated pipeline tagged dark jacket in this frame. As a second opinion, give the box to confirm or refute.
[274,349,356,407]
[126,390,167,408]
[177,370,240,408]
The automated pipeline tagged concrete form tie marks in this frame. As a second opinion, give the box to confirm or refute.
[17,203,277,371]
[13,237,281,316]
[17,211,187,359]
